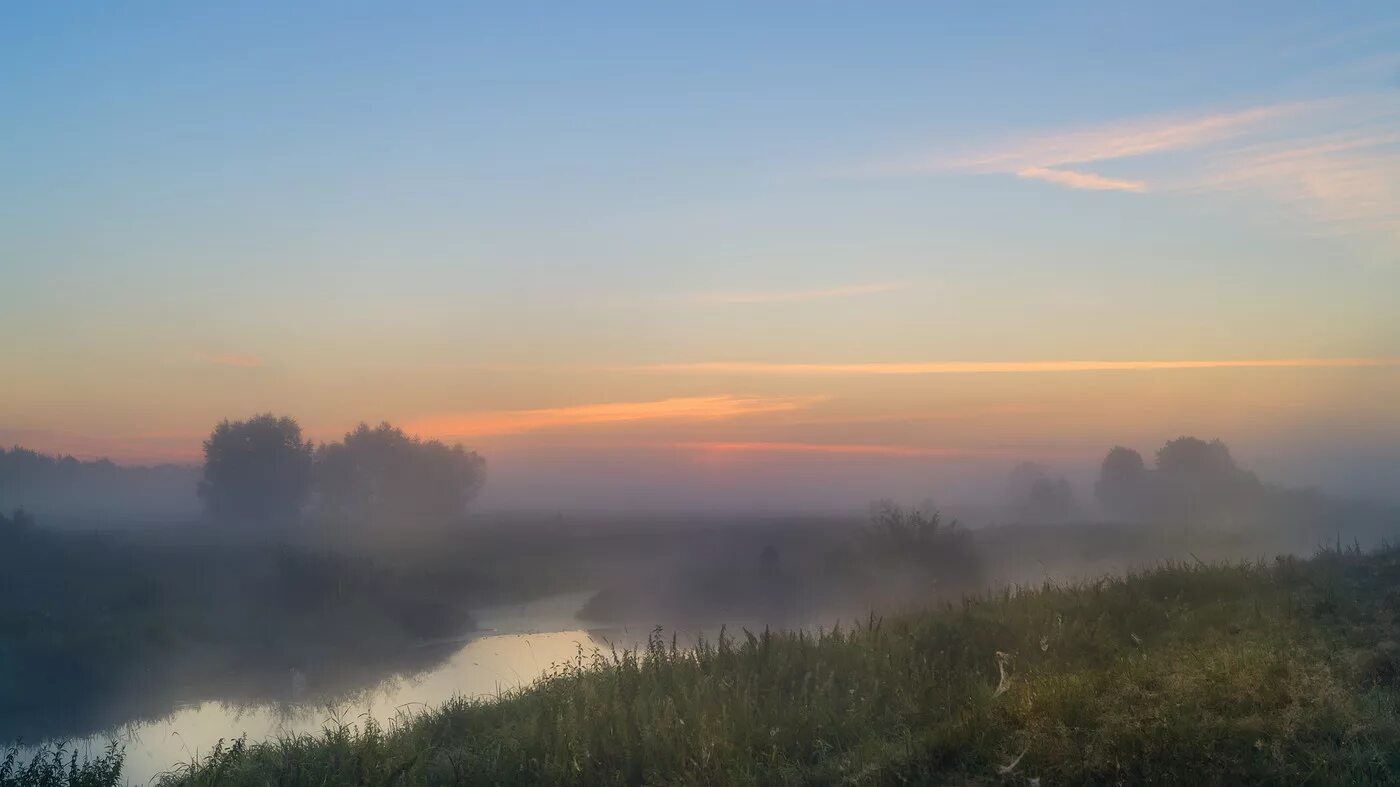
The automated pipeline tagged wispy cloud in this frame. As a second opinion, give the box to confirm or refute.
[859,94,1400,237]
[1016,166,1147,192]
[877,102,1305,178]
[634,358,1400,376]
[196,352,264,368]
[1192,129,1400,237]
[403,395,822,438]
[693,281,903,305]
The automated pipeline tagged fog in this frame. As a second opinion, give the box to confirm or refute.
[4,412,1398,763]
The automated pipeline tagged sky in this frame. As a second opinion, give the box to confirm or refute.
[3,2,1399,508]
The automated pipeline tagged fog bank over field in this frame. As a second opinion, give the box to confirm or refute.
[2,415,1398,774]
[5,433,1400,522]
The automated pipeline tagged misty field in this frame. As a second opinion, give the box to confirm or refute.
[15,544,1397,786]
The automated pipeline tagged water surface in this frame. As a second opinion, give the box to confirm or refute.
[59,591,613,785]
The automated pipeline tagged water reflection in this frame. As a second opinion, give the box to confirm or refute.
[31,592,612,786]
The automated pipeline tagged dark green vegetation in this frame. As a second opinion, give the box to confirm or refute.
[0,516,478,742]
[22,544,1391,785]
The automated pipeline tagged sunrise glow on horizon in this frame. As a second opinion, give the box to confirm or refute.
[3,4,1398,507]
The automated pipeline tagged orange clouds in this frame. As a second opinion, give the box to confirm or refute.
[403,395,822,439]
[635,358,1400,376]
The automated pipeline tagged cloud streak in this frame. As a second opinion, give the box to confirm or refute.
[1193,129,1400,237]
[861,94,1400,238]
[678,441,993,458]
[404,395,822,438]
[944,103,1303,172]
[693,282,903,305]
[635,358,1400,376]
[1016,166,1146,192]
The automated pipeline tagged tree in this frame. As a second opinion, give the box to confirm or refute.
[1154,437,1259,524]
[1095,438,1266,524]
[313,422,485,528]
[1007,461,1078,522]
[1095,446,1149,518]
[199,414,314,524]
[1156,437,1239,481]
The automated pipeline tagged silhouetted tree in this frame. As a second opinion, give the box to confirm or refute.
[199,414,314,525]
[314,422,485,528]
[1156,437,1239,480]
[1154,437,1259,524]
[1095,446,1149,518]
[1096,438,1269,525]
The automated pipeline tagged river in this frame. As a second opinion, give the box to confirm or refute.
[53,591,631,786]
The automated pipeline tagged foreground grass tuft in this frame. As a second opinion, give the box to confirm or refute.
[23,546,1400,785]
[1,742,122,787]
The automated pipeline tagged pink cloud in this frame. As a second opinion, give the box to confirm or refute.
[1016,166,1146,192]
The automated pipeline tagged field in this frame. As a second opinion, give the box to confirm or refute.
[14,541,1400,786]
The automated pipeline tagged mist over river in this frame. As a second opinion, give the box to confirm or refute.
[40,592,612,785]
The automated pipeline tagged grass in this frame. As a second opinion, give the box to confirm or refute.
[1,742,122,787]
[22,545,1400,785]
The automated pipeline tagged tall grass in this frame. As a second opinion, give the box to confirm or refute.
[132,545,1400,785]
[0,742,121,787]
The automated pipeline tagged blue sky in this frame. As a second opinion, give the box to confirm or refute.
[3,3,1398,507]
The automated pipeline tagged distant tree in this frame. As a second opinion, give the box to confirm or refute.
[1156,437,1237,478]
[865,501,983,592]
[1096,438,1268,524]
[1007,461,1078,522]
[199,414,314,524]
[313,422,485,528]
[1095,446,1149,518]
[1154,437,1259,524]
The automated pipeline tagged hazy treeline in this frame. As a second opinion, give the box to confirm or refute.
[199,414,485,535]
[0,447,199,523]
[0,415,487,534]
[582,436,1400,625]
[1091,436,1394,541]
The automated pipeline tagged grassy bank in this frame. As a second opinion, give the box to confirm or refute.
[153,545,1400,785]
[19,544,1400,785]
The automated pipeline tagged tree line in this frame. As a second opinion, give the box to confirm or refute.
[1095,436,1266,525]
[199,414,485,529]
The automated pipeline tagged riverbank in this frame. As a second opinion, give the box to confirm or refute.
[70,545,1399,785]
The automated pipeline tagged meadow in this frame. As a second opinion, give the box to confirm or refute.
[13,541,1400,786]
